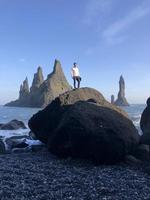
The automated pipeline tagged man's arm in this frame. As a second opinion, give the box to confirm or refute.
[71,68,74,78]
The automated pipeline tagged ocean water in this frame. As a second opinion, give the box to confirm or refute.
[0,105,40,138]
[0,104,146,137]
[121,104,146,135]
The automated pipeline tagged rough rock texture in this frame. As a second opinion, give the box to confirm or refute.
[132,144,150,161]
[0,138,6,154]
[114,75,129,106]
[48,101,139,164]
[56,87,127,116]
[5,136,30,150]
[140,97,150,144]
[28,87,128,143]
[28,88,139,164]
[5,60,71,108]
[0,119,27,130]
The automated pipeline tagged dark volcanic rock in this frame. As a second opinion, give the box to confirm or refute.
[57,87,127,116]
[140,97,150,144]
[5,135,30,150]
[0,139,6,154]
[28,87,128,143]
[0,119,27,130]
[5,59,71,108]
[114,75,129,106]
[132,144,150,161]
[29,88,139,164]
[48,101,139,164]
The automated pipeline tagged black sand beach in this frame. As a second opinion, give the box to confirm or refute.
[1,151,150,200]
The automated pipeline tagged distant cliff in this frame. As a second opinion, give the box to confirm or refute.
[114,75,129,106]
[5,60,72,108]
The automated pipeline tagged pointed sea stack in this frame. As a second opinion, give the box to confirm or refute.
[114,75,129,106]
[5,59,72,108]
[19,77,30,100]
[111,95,115,104]
[30,66,44,92]
[9,77,30,107]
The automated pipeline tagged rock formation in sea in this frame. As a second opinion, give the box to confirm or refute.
[0,119,27,130]
[30,66,44,92]
[28,87,139,164]
[114,75,129,106]
[19,77,30,100]
[5,59,72,108]
[111,95,115,104]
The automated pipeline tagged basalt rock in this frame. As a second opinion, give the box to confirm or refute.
[140,97,150,144]
[5,59,71,108]
[0,119,27,130]
[28,87,139,164]
[114,75,129,106]
[28,87,128,143]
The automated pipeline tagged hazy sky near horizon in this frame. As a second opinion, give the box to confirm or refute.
[0,0,150,104]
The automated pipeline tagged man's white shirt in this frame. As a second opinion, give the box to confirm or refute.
[71,67,80,77]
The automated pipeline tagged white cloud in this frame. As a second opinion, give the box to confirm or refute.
[83,0,113,25]
[103,2,150,44]
[19,58,25,62]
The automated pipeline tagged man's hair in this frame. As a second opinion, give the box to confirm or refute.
[73,62,77,65]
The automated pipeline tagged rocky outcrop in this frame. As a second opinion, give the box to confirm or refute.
[140,97,150,144]
[28,87,139,164]
[5,59,72,108]
[114,75,129,106]
[0,119,27,130]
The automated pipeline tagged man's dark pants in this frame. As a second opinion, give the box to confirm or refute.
[73,76,81,88]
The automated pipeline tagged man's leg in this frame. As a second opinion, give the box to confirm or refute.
[77,77,80,88]
[73,77,76,89]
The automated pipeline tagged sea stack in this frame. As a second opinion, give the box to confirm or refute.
[18,77,30,105]
[114,75,129,106]
[111,95,115,104]
[5,59,72,108]
[30,66,44,92]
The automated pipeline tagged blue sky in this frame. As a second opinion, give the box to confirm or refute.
[0,0,150,104]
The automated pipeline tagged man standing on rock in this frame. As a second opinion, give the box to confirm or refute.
[71,62,81,89]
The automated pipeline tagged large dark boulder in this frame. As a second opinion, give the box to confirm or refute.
[0,119,27,130]
[28,87,139,164]
[48,101,139,164]
[140,97,150,144]
[28,87,127,144]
